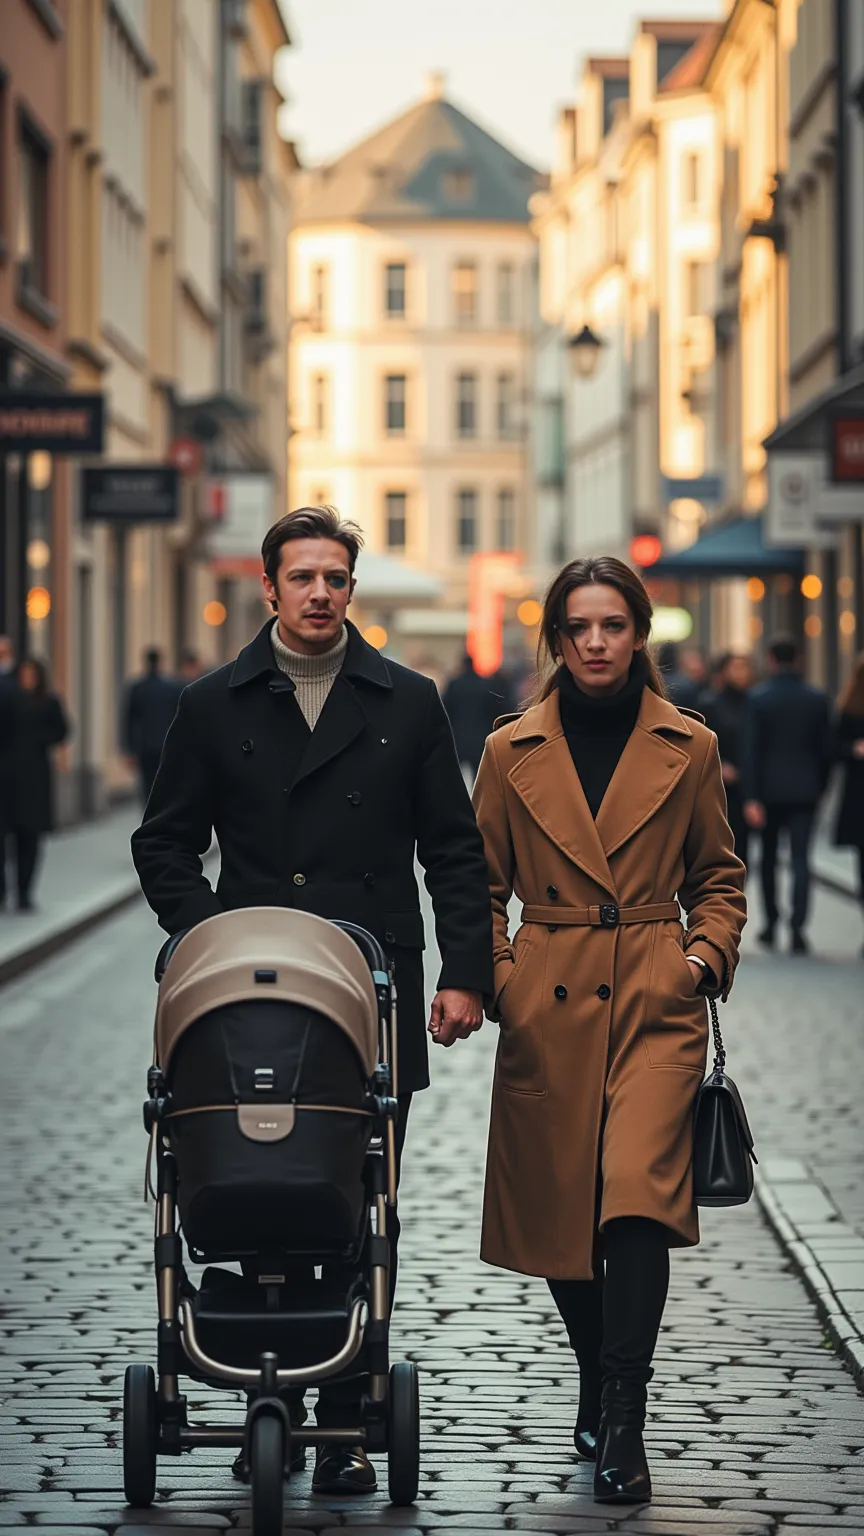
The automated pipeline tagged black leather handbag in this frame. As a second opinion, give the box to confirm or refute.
[692,997,757,1207]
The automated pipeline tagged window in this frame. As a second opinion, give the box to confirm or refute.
[497,262,516,325]
[456,372,477,438]
[685,260,706,317]
[496,488,516,551]
[311,373,329,435]
[310,263,329,329]
[442,168,475,206]
[385,262,406,318]
[385,491,407,551]
[452,261,477,325]
[602,77,629,136]
[16,118,50,297]
[456,488,478,554]
[241,80,263,174]
[683,153,701,209]
[496,373,516,439]
[385,374,407,435]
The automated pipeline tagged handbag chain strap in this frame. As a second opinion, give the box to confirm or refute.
[709,995,726,1073]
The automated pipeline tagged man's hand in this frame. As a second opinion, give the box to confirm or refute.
[721,761,739,785]
[428,988,483,1048]
[744,799,766,829]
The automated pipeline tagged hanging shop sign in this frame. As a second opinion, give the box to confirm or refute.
[830,413,864,484]
[0,391,105,454]
[208,473,274,575]
[81,465,180,523]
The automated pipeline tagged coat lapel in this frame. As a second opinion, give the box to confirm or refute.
[507,695,617,896]
[290,674,369,790]
[595,688,692,857]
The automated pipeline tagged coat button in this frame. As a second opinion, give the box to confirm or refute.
[554,984,567,1000]
[546,884,558,899]
[596,984,611,1001]
[385,930,396,945]
[241,739,253,753]
[364,872,376,886]
[293,873,307,887]
[348,791,362,805]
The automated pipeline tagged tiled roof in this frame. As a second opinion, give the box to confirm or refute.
[294,95,544,227]
[658,23,722,92]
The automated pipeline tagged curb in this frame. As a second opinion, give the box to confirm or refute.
[756,1158,864,1388]
[0,883,143,989]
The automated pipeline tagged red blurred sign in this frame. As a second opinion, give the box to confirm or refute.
[167,436,203,476]
[630,534,662,567]
[467,553,522,676]
[831,415,864,483]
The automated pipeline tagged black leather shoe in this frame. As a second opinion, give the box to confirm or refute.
[757,926,775,950]
[232,1444,306,1483]
[574,1376,601,1460]
[593,1378,651,1505]
[574,1423,599,1460]
[791,930,809,955]
[312,1444,377,1494]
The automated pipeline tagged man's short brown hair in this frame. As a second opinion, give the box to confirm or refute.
[261,505,364,594]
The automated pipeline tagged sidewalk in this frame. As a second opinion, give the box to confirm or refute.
[0,806,144,985]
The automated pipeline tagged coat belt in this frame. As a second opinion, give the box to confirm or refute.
[521,900,680,928]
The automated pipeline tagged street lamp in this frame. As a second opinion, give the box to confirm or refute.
[567,323,604,380]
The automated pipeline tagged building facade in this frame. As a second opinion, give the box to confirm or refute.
[288,75,541,663]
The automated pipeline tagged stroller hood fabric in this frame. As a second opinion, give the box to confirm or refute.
[155,908,380,1078]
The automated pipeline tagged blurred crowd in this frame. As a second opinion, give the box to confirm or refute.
[441,639,864,956]
[0,638,203,914]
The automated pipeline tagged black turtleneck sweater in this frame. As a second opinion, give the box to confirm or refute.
[557,658,646,820]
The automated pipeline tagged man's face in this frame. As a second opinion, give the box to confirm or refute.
[263,537,354,654]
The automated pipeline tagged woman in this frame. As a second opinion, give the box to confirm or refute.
[5,658,69,911]
[701,652,755,869]
[833,654,864,951]
[472,558,746,1505]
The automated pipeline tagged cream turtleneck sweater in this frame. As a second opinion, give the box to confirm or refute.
[270,621,348,729]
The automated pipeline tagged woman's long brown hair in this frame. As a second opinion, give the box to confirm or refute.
[535,555,667,701]
[838,654,864,715]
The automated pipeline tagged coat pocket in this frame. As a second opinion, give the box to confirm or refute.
[382,909,426,951]
[496,930,547,1097]
[642,930,708,1073]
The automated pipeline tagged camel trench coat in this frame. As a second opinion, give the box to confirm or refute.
[472,684,747,1280]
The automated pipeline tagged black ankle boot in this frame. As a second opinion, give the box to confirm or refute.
[574,1371,602,1460]
[593,1378,651,1504]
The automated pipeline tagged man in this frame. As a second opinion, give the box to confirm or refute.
[177,648,204,683]
[131,505,493,1492]
[701,652,755,869]
[122,648,183,802]
[442,652,514,780]
[741,636,832,953]
[657,642,705,710]
[0,636,19,910]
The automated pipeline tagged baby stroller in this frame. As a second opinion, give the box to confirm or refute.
[122,907,420,1534]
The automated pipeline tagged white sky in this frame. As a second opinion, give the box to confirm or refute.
[276,0,724,171]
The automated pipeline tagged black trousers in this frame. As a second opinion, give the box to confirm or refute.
[252,1092,413,1428]
[548,1217,670,1394]
[0,829,42,906]
[760,804,816,933]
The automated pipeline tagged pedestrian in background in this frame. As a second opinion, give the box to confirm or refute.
[701,652,755,869]
[1,658,69,912]
[742,636,832,953]
[0,635,19,912]
[442,651,514,781]
[121,647,182,803]
[656,641,705,710]
[832,654,864,954]
[177,648,206,684]
[473,556,745,1505]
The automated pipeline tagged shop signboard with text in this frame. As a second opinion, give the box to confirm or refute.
[830,413,864,484]
[81,465,180,523]
[207,473,274,576]
[0,392,105,455]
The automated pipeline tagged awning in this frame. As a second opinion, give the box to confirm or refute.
[764,361,864,452]
[650,514,805,578]
[354,551,442,603]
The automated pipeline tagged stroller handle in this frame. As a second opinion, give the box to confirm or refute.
[328,920,389,977]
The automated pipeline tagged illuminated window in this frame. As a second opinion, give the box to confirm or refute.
[452,261,477,325]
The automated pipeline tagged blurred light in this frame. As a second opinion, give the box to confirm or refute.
[517,598,543,628]
[652,606,693,643]
[630,534,662,567]
[838,576,854,599]
[749,615,763,640]
[26,586,51,620]
[669,498,704,525]
[746,577,765,602]
[28,452,52,491]
[839,610,857,636]
[775,574,793,596]
[203,600,227,627]
[363,624,388,649]
[801,574,822,600]
[27,538,51,571]
[804,615,822,638]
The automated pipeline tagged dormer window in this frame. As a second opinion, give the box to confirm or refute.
[441,167,475,205]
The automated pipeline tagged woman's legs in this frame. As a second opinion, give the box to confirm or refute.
[547,1273,604,1453]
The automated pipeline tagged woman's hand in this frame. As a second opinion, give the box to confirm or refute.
[686,958,705,995]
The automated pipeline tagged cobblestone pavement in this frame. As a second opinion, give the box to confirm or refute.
[1,879,864,1536]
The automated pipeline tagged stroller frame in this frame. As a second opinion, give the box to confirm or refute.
[123,919,420,1529]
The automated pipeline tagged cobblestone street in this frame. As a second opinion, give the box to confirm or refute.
[2,877,864,1535]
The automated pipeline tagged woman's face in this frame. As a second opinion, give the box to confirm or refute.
[18,662,38,692]
[558,583,643,697]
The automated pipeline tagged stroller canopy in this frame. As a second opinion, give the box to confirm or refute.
[155,909,380,1079]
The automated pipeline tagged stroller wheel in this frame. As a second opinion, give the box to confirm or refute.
[387,1360,420,1506]
[250,1413,285,1536]
[123,1365,157,1507]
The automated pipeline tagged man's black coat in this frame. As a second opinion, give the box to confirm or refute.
[740,671,833,807]
[131,620,494,1092]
